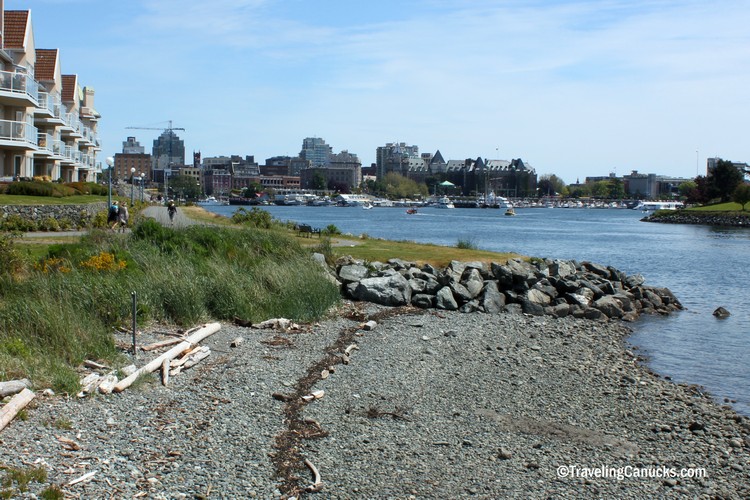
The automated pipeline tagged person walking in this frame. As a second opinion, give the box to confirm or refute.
[117,203,129,233]
[108,201,119,231]
[167,200,177,225]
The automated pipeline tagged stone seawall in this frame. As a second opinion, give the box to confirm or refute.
[331,256,683,322]
[643,211,750,227]
[0,202,106,229]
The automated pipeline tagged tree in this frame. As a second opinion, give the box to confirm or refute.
[311,172,327,191]
[607,178,625,199]
[732,184,750,211]
[169,175,201,200]
[709,160,743,203]
[537,174,566,197]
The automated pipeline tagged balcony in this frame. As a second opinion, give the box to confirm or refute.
[0,119,38,149]
[0,70,38,106]
[35,132,55,156]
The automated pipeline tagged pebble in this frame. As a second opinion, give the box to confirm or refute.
[0,303,748,499]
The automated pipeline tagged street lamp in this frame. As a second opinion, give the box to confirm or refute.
[139,173,145,203]
[130,167,136,206]
[105,156,114,207]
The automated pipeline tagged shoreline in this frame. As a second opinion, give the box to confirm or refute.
[1,304,748,498]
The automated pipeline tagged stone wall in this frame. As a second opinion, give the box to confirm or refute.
[331,256,683,322]
[643,211,750,227]
[0,202,106,229]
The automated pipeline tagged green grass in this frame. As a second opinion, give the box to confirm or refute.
[687,202,745,212]
[0,220,341,393]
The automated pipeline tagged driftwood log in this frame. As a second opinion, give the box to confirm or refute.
[0,379,30,398]
[113,323,221,393]
[0,388,35,432]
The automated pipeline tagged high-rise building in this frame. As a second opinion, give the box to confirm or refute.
[376,142,419,179]
[152,130,185,170]
[122,136,145,154]
[300,137,332,168]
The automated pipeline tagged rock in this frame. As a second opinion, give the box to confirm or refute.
[349,274,412,306]
[498,448,513,460]
[583,261,611,277]
[480,281,506,314]
[688,421,705,432]
[412,294,436,309]
[449,281,474,303]
[593,295,624,319]
[435,287,458,310]
[525,289,551,307]
[338,264,370,283]
[521,299,545,316]
[461,268,485,299]
[713,307,731,318]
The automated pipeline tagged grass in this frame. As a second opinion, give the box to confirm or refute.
[0,220,341,394]
[686,202,745,212]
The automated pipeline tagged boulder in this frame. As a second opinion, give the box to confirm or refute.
[461,268,485,298]
[522,298,545,316]
[526,289,552,307]
[594,295,624,319]
[449,281,474,303]
[412,294,436,309]
[480,281,506,314]
[548,259,576,278]
[435,286,459,310]
[713,306,731,318]
[349,274,412,306]
[338,264,370,283]
[583,261,610,277]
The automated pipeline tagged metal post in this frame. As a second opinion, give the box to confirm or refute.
[131,291,137,356]
[107,165,112,207]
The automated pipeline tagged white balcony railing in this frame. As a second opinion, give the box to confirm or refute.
[0,69,39,102]
[0,119,38,144]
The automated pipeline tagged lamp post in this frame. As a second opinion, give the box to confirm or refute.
[105,156,114,207]
[130,167,136,206]
[139,173,145,203]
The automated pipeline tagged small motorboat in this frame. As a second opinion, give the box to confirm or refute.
[406,208,418,215]
[504,208,516,216]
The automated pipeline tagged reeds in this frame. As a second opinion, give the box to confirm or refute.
[0,221,340,394]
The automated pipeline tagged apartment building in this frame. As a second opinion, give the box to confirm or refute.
[0,6,100,182]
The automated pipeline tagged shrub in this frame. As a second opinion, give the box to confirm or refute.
[37,217,61,232]
[0,214,37,232]
[5,181,76,198]
[322,224,341,235]
[231,207,276,228]
[456,236,478,250]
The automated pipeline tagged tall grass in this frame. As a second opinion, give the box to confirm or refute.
[0,220,340,393]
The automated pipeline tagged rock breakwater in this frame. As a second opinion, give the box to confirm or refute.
[643,211,750,227]
[334,256,683,321]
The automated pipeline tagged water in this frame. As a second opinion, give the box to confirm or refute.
[204,203,750,414]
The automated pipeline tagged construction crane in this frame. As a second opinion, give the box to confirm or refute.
[125,120,185,133]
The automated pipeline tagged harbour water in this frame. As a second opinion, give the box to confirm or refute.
[203,203,750,415]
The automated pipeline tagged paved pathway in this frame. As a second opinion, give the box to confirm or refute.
[141,205,199,228]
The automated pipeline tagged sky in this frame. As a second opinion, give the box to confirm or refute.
[9,0,750,184]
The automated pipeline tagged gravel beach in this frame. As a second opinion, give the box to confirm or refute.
[1,302,749,499]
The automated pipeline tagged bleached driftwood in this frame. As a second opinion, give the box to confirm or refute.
[141,337,184,352]
[68,470,97,486]
[161,358,170,386]
[0,388,35,432]
[254,318,299,330]
[113,323,221,393]
[230,337,244,348]
[0,379,30,398]
[97,374,119,394]
[304,458,323,492]
[77,373,101,397]
[83,360,109,370]
[170,345,208,368]
[169,347,210,376]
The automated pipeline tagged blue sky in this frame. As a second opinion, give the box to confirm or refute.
[10,0,750,183]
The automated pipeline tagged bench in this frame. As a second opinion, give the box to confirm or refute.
[297,223,321,238]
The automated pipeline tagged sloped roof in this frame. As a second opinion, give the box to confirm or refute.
[35,49,58,81]
[430,150,446,165]
[3,11,30,49]
[61,74,78,103]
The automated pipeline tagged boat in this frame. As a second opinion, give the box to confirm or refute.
[362,202,373,210]
[505,208,516,216]
[435,196,455,209]
[406,208,418,215]
[634,201,684,211]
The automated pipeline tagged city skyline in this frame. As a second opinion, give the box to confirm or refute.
[10,0,749,184]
